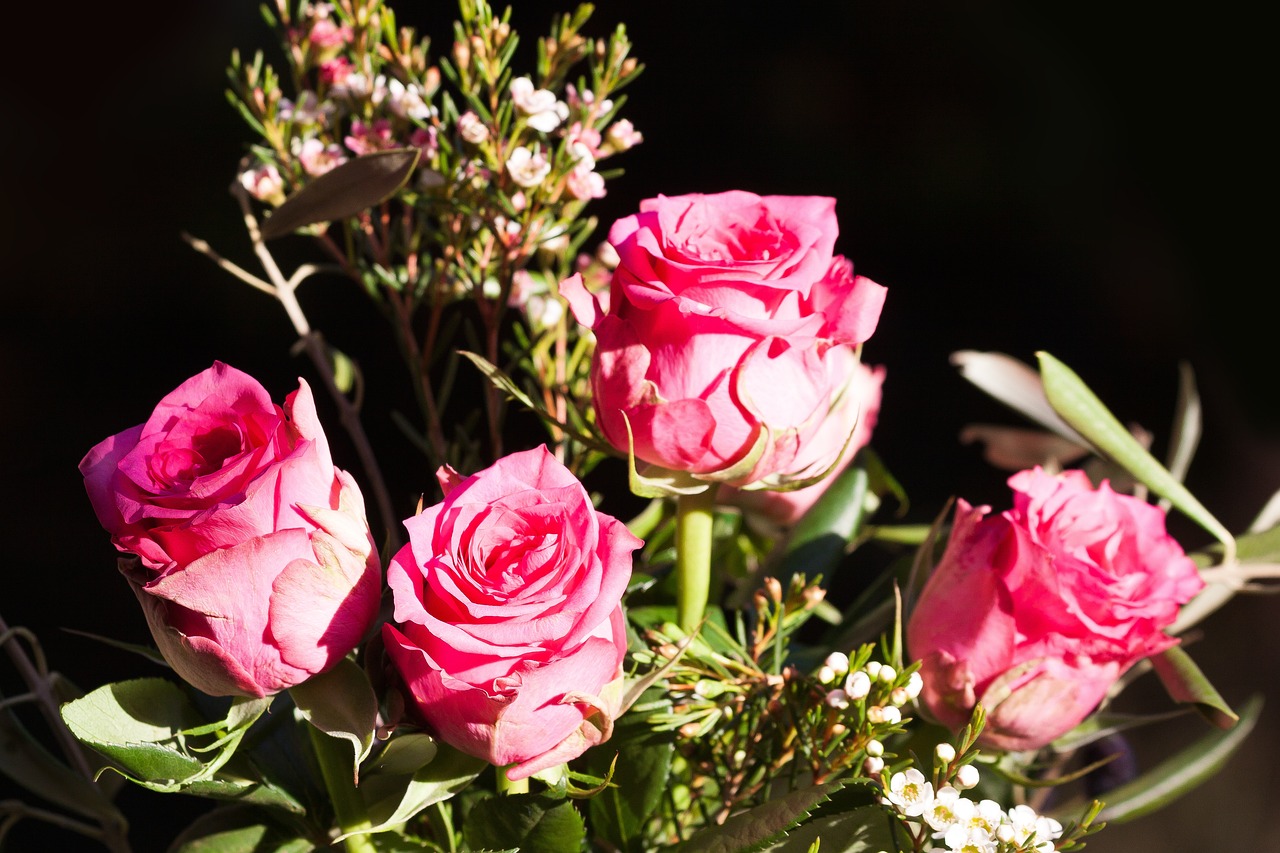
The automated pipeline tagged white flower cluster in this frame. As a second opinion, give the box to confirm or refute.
[883,767,1063,853]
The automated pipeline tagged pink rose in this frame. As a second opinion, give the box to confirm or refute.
[383,446,641,780]
[561,191,886,488]
[79,362,381,698]
[907,467,1205,751]
[720,359,885,528]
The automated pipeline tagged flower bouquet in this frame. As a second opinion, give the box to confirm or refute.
[3,2,1276,852]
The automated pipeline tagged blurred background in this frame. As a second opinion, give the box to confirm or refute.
[2,2,1275,850]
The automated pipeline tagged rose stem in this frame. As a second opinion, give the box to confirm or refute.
[305,722,378,853]
[495,766,529,795]
[675,488,718,633]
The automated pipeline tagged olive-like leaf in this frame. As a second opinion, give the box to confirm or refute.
[260,148,421,239]
[1036,351,1235,559]
[1151,645,1237,729]
[1056,693,1262,825]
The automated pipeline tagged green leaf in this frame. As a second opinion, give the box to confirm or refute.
[289,658,379,776]
[180,774,306,813]
[758,805,905,852]
[168,804,315,853]
[363,733,439,777]
[1060,693,1263,825]
[356,741,485,837]
[60,678,205,783]
[779,460,868,581]
[463,792,587,853]
[260,148,421,239]
[1150,645,1238,729]
[1036,351,1235,559]
[677,781,845,852]
[0,693,127,825]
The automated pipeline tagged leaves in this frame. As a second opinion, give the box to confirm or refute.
[676,781,845,852]
[1080,694,1263,824]
[1036,351,1236,560]
[1151,646,1238,729]
[355,741,485,838]
[463,792,587,853]
[778,460,868,581]
[259,148,421,239]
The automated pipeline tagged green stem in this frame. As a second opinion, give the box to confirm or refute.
[495,765,530,795]
[307,723,378,853]
[675,488,718,633]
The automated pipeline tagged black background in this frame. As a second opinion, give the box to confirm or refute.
[2,2,1276,850]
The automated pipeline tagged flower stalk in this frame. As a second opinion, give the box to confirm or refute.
[307,723,378,853]
[675,488,718,632]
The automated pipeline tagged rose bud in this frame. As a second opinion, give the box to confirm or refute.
[79,362,381,698]
[561,191,886,491]
[907,467,1204,751]
[383,445,641,781]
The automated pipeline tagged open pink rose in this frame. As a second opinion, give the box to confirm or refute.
[79,362,381,698]
[720,359,885,529]
[383,446,641,780]
[561,190,887,489]
[907,467,1205,751]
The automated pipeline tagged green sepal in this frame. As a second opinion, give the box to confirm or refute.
[350,740,485,839]
[289,658,379,778]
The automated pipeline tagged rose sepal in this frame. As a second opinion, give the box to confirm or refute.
[621,412,710,498]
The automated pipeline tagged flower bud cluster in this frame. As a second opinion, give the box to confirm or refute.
[882,762,1065,852]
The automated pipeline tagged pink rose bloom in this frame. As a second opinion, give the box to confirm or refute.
[720,358,885,528]
[907,467,1205,751]
[561,191,886,489]
[79,362,381,698]
[383,446,640,780]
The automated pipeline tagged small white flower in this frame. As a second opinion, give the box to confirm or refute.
[935,743,957,764]
[510,76,564,132]
[824,651,850,673]
[905,670,924,699]
[865,739,884,757]
[890,686,910,706]
[505,146,550,188]
[1005,804,1062,852]
[884,768,933,817]
[825,689,850,710]
[865,661,882,679]
[457,111,489,144]
[877,665,897,684]
[954,764,980,789]
[817,665,838,685]
[942,824,996,853]
[844,670,871,700]
[867,705,901,725]
[923,785,962,834]
[377,77,433,120]
[864,755,884,775]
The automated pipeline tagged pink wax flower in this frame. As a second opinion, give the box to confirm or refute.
[561,191,887,489]
[383,446,640,780]
[907,467,1205,751]
[79,362,381,698]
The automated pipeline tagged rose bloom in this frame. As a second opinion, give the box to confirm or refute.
[79,362,381,698]
[907,467,1205,751]
[720,358,885,529]
[561,191,886,489]
[383,446,641,780]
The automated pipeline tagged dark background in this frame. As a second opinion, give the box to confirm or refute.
[3,2,1276,850]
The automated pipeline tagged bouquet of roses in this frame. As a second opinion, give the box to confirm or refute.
[3,2,1275,851]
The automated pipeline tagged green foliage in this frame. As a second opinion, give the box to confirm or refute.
[462,792,587,852]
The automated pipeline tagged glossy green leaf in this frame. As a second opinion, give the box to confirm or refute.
[289,658,379,775]
[60,678,205,783]
[1037,351,1235,559]
[0,693,126,824]
[463,792,587,853]
[779,461,868,581]
[676,781,844,852]
[260,148,421,239]
[1065,693,1262,825]
[1151,645,1237,729]
[363,732,439,778]
[181,774,306,812]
